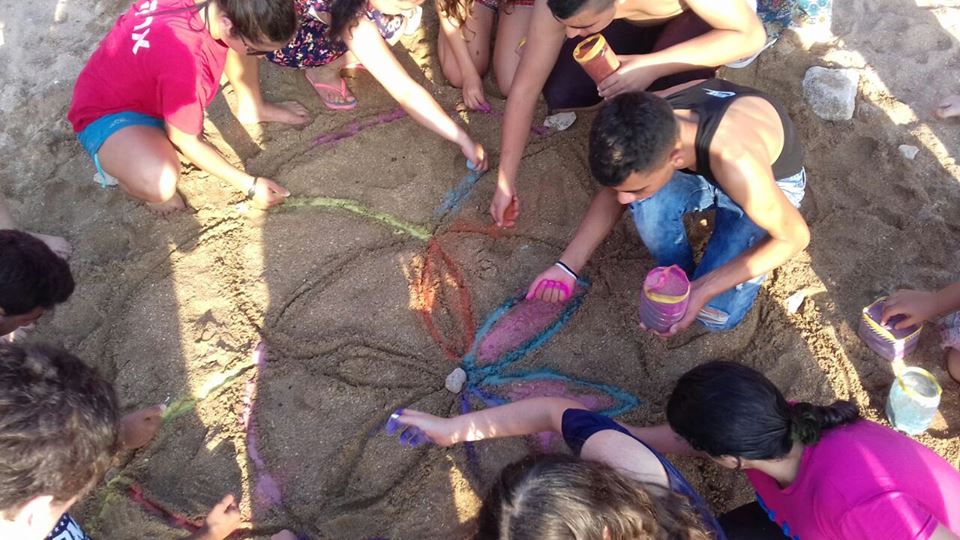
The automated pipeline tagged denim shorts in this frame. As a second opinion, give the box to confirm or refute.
[76,112,164,187]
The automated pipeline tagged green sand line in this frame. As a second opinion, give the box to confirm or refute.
[283,197,431,241]
[162,362,256,422]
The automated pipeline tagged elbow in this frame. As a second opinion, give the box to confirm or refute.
[743,20,768,56]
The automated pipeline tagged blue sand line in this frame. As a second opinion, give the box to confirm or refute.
[462,279,591,376]
[477,370,639,417]
[434,169,484,218]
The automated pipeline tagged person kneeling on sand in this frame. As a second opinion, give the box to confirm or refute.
[527,78,810,335]
[68,0,308,215]
[633,361,960,539]
[0,343,241,540]
[391,398,723,539]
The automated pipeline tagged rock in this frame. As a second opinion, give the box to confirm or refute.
[445,367,467,393]
[802,67,860,121]
[544,111,577,131]
[898,144,919,160]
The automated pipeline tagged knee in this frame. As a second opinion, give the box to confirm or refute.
[133,159,181,203]
[441,61,465,88]
[495,69,514,97]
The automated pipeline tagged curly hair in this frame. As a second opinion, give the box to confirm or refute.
[0,344,118,516]
[216,0,298,43]
[477,453,714,540]
[589,93,679,187]
[0,230,74,317]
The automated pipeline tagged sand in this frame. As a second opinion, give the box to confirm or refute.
[1,0,959,537]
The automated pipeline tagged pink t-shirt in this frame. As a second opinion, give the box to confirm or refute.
[68,0,228,135]
[746,420,960,539]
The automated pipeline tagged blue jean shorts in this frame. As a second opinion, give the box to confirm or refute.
[76,112,164,187]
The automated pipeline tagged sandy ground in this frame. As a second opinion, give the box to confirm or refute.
[1,0,959,537]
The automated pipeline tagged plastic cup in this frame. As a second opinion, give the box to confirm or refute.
[573,34,621,84]
[638,265,690,333]
[858,297,922,362]
[886,367,941,435]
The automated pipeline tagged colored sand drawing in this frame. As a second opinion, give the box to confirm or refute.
[163,360,256,422]
[434,169,484,218]
[240,342,284,510]
[128,483,203,532]
[284,197,430,240]
[313,108,407,148]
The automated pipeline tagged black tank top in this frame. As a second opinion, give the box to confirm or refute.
[664,79,804,183]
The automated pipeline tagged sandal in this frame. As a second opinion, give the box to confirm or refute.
[307,76,357,111]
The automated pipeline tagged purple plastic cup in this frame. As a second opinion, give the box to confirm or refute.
[858,297,922,362]
[638,265,690,333]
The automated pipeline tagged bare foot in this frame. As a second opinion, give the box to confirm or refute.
[946,347,960,385]
[27,232,72,259]
[237,100,310,125]
[146,192,187,217]
[119,404,166,450]
[934,95,960,119]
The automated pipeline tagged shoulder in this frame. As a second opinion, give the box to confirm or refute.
[561,410,670,487]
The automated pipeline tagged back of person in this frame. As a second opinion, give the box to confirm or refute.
[746,419,960,538]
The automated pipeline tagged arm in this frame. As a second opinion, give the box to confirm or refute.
[183,494,241,540]
[882,281,960,328]
[527,188,626,302]
[344,18,487,169]
[491,1,567,226]
[394,397,585,446]
[622,423,703,456]
[598,0,766,97]
[166,126,289,208]
[437,4,488,110]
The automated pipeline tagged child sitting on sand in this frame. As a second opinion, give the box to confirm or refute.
[0,342,241,540]
[68,0,306,215]
[436,0,534,109]
[390,398,723,539]
[882,282,960,384]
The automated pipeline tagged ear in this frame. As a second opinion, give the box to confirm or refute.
[712,455,741,470]
[218,14,234,37]
[668,147,685,169]
[11,494,58,529]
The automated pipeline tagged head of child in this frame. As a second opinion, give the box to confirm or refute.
[666,361,860,470]
[330,0,425,38]
[0,343,118,540]
[206,0,298,55]
[589,93,683,206]
[548,0,618,38]
[0,231,74,336]
[476,453,711,539]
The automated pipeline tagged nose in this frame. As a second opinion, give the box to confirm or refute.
[616,192,637,205]
[565,27,581,39]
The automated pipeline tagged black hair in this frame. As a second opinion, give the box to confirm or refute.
[547,0,613,20]
[216,0,297,43]
[666,361,860,460]
[329,0,367,39]
[0,343,118,515]
[476,453,712,540]
[0,230,74,317]
[589,93,679,187]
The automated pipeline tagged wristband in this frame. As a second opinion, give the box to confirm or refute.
[554,261,579,281]
[246,177,259,199]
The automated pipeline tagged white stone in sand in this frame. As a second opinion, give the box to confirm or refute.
[802,67,860,121]
[445,367,467,393]
[544,111,577,131]
[899,144,920,160]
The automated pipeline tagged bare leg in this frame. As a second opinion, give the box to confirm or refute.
[493,6,533,96]
[119,404,166,450]
[97,125,186,216]
[0,193,72,258]
[305,54,357,107]
[438,8,494,89]
[935,95,960,119]
[225,50,310,125]
[947,347,960,385]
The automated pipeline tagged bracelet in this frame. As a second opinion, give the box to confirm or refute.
[246,177,259,200]
[554,260,579,281]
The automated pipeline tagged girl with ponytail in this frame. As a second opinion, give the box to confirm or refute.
[391,398,725,539]
[635,361,960,539]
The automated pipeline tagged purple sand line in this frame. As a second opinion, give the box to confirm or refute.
[312,107,407,147]
[241,342,283,507]
[459,393,482,478]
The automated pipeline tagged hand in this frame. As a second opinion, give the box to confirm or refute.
[462,75,490,112]
[526,265,576,303]
[197,494,242,540]
[250,177,290,209]
[460,139,489,173]
[640,280,711,339]
[881,289,939,328]
[386,408,459,447]
[489,182,519,227]
[597,55,659,99]
[935,95,960,119]
[119,404,166,450]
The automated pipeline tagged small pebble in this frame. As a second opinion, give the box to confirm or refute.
[543,111,577,131]
[898,144,919,160]
[445,367,467,393]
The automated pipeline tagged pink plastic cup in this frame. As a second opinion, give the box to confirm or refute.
[639,265,690,333]
[858,297,922,362]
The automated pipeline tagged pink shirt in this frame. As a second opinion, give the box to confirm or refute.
[746,420,960,539]
[68,0,228,135]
